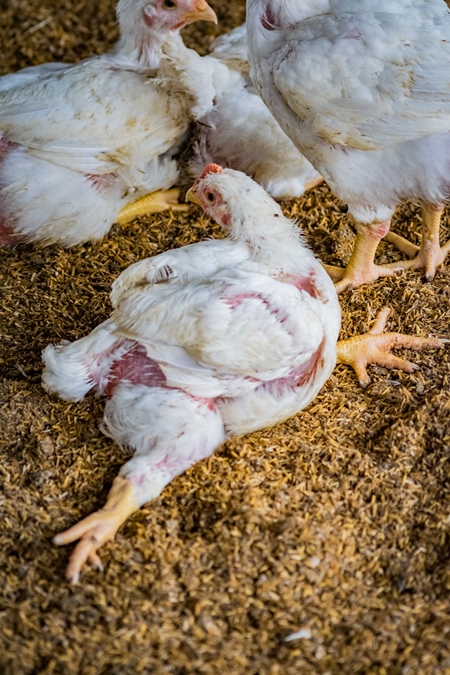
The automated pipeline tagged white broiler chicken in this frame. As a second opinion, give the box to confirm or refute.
[42,165,445,582]
[246,0,450,291]
[188,23,323,199]
[0,0,217,247]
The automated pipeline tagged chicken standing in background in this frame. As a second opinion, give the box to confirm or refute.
[0,0,217,246]
[188,23,323,199]
[42,165,445,583]
[246,0,450,291]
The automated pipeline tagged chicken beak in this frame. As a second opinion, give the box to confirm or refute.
[183,0,218,25]
[186,187,202,206]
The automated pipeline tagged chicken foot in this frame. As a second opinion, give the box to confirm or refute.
[53,476,139,584]
[336,306,447,388]
[116,188,188,224]
[384,202,450,281]
[303,176,324,192]
[323,220,400,293]
[54,393,223,584]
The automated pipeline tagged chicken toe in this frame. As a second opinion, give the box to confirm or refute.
[116,188,188,224]
[336,307,447,388]
[323,222,401,293]
[54,476,139,584]
[384,203,448,281]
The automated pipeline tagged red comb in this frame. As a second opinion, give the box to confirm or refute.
[198,163,223,180]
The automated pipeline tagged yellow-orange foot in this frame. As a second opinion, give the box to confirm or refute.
[384,231,450,281]
[384,203,448,281]
[303,176,324,192]
[323,262,399,292]
[322,220,401,293]
[336,307,447,388]
[53,476,139,584]
[116,188,188,224]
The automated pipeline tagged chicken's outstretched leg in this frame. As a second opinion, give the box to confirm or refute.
[53,476,139,584]
[337,307,447,388]
[54,390,224,584]
[384,202,449,280]
[116,188,188,224]
[303,176,324,192]
[324,221,401,293]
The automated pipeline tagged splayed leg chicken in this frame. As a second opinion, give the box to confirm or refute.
[44,167,447,582]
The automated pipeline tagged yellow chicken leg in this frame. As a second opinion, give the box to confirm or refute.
[385,202,450,280]
[303,176,324,191]
[323,220,401,293]
[116,188,188,224]
[53,476,139,584]
[336,307,447,388]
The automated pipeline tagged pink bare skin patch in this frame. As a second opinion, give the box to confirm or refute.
[104,343,217,411]
[223,292,261,310]
[0,138,22,245]
[366,220,391,240]
[261,6,281,30]
[0,221,22,246]
[262,339,325,395]
[0,137,17,155]
[105,344,169,397]
[86,173,117,191]
[290,273,329,304]
[220,211,230,227]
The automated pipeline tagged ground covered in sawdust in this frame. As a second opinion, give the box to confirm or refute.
[1,1,450,673]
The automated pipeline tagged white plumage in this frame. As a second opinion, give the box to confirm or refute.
[43,165,340,581]
[246,0,450,289]
[43,165,445,582]
[45,165,340,440]
[0,0,217,246]
[188,23,322,199]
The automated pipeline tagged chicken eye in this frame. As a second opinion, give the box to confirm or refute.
[206,192,216,203]
[163,0,177,8]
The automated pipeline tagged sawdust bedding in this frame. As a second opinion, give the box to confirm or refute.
[1,1,450,673]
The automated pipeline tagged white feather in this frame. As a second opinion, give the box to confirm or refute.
[247,0,450,221]
[43,169,341,507]
[188,23,321,199]
[0,3,215,245]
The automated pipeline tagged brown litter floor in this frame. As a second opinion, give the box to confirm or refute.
[1,1,450,673]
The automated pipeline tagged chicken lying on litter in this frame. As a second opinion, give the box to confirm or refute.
[188,23,323,199]
[0,0,217,246]
[246,0,450,291]
[43,165,445,582]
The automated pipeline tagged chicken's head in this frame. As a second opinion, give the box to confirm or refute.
[140,0,217,31]
[187,164,292,245]
[116,0,217,67]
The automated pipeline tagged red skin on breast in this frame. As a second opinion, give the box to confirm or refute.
[0,138,22,246]
[98,267,328,411]
[104,343,217,411]
[103,339,324,409]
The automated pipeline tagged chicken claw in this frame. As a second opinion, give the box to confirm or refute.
[323,223,401,293]
[53,476,139,584]
[384,203,450,281]
[116,188,188,224]
[336,307,447,388]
